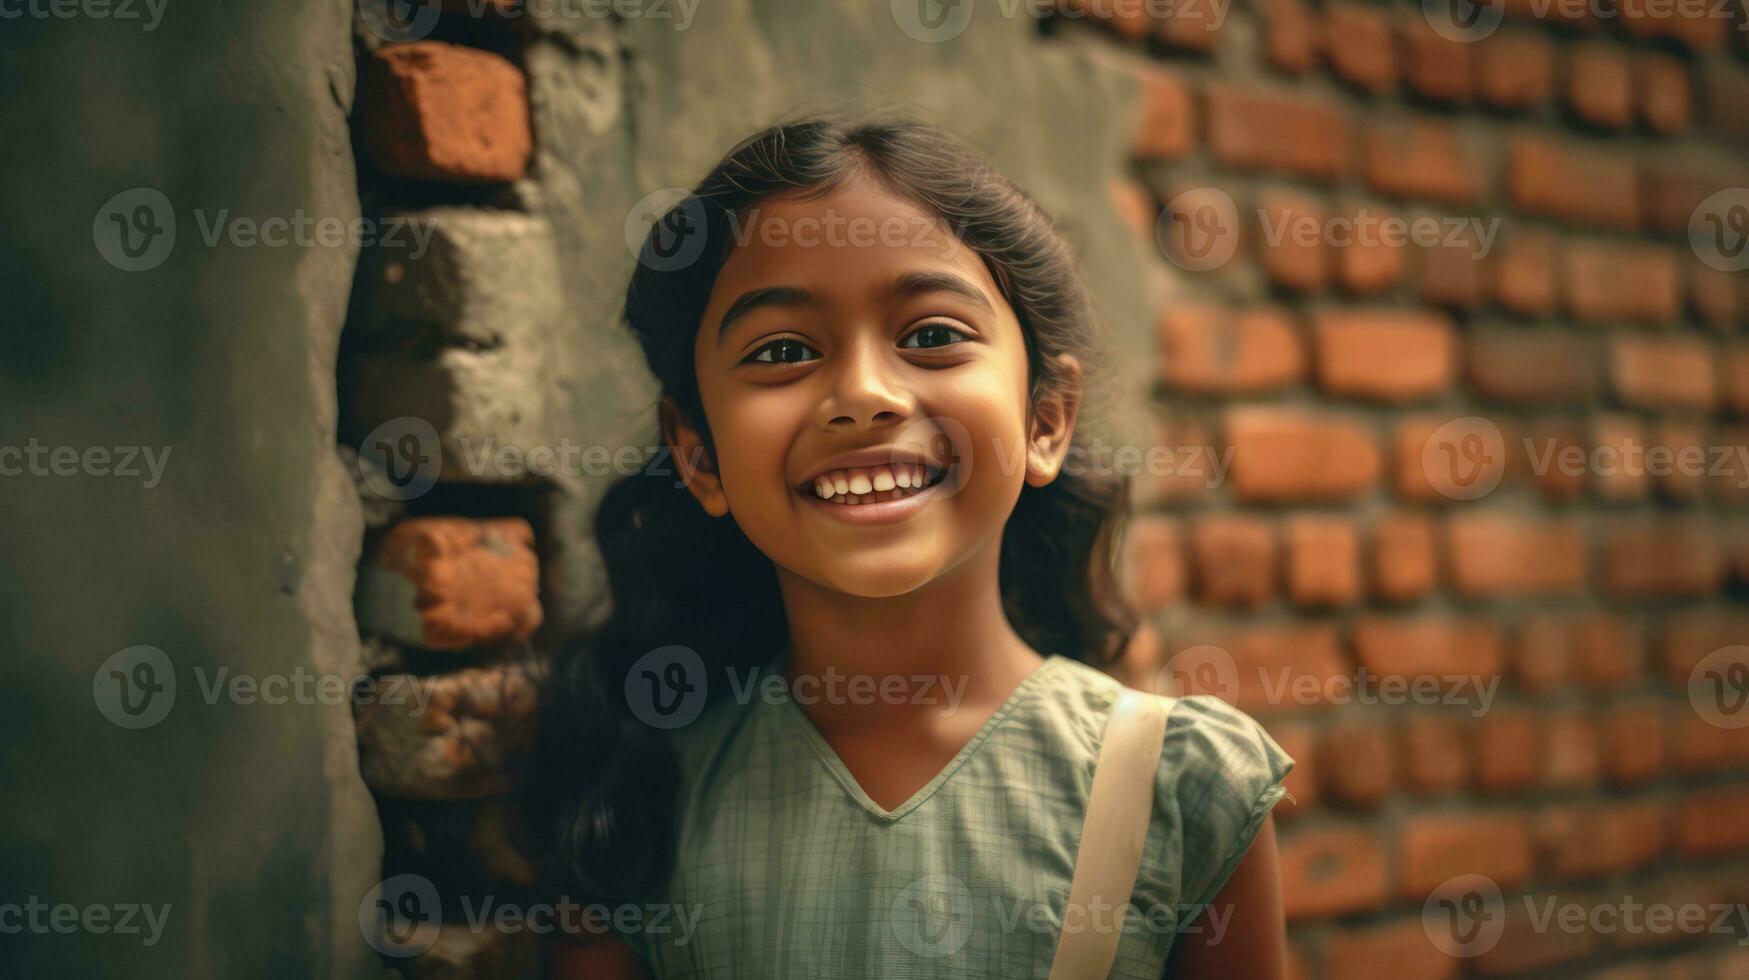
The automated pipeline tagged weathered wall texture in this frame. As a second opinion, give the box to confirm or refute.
[1,3,389,979]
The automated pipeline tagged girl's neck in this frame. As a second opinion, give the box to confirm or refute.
[772,543,1045,733]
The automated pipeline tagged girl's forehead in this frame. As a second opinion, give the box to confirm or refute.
[707,178,999,305]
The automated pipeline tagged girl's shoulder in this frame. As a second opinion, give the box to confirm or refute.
[1044,656,1295,911]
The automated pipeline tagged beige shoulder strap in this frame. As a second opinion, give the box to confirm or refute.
[1047,688,1172,980]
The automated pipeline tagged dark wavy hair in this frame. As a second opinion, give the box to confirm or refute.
[521,115,1139,912]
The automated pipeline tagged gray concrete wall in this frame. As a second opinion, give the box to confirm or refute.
[0,4,390,979]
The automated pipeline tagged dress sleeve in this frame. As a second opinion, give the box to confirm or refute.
[1154,694,1295,918]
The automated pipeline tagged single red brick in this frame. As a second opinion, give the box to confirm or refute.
[1651,418,1707,502]
[1287,516,1361,607]
[1373,513,1437,602]
[1222,623,1352,713]
[1416,229,1489,310]
[1619,0,1730,52]
[1131,69,1195,160]
[1324,2,1396,92]
[1312,309,1456,402]
[1393,413,1513,503]
[1543,711,1602,789]
[1364,119,1481,206]
[1122,516,1183,613]
[1639,158,1743,235]
[1724,345,1749,416]
[1399,714,1469,796]
[1159,303,1306,394]
[1636,52,1694,135]
[1475,29,1554,110]
[1207,86,1349,180]
[1536,800,1668,878]
[1668,706,1738,774]
[1465,326,1597,405]
[1472,899,1597,975]
[1694,264,1744,333]
[1335,203,1407,294]
[364,516,542,650]
[1444,513,1587,597]
[1257,190,1332,291]
[1191,515,1277,607]
[1610,334,1717,410]
[1521,418,1586,503]
[1490,229,1558,316]
[1507,137,1639,230]
[1149,415,1220,505]
[1474,710,1545,793]
[1675,787,1749,857]
[1566,42,1635,130]
[1704,63,1749,140]
[1570,613,1644,690]
[1280,826,1391,919]
[1590,414,1650,502]
[1353,615,1504,682]
[1226,408,1381,502]
[361,42,532,184]
[1321,721,1396,808]
[1323,918,1460,980]
[1397,19,1471,103]
[1604,523,1725,598]
[1564,240,1683,325]
[1656,606,1749,683]
[1401,812,1534,898]
[1262,0,1320,75]
[1600,702,1666,785]
[1154,0,1226,51]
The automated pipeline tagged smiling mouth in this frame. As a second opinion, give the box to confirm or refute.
[800,463,950,505]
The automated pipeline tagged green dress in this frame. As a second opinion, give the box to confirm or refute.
[620,652,1295,978]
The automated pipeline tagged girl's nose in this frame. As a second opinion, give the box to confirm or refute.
[821,337,912,431]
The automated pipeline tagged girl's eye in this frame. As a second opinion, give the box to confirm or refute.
[744,338,821,365]
[899,322,970,350]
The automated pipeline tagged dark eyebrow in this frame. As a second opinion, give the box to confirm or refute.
[714,271,995,349]
[890,271,996,315]
[715,286,818,348]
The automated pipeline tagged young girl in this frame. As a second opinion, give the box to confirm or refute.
[524,118,1294,978]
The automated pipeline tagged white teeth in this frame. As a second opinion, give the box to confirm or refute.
[805,464,941,505]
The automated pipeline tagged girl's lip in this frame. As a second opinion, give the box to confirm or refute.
[797,468,948,525]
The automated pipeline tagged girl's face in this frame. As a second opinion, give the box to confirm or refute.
[664,175,1081,598]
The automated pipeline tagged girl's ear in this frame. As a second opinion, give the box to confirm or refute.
[660,395,731,517]
[1025,353,1083,488]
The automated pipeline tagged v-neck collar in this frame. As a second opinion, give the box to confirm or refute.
[770,653,1068,823]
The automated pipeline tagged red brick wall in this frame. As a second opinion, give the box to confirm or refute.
[1100,0,1749,974]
